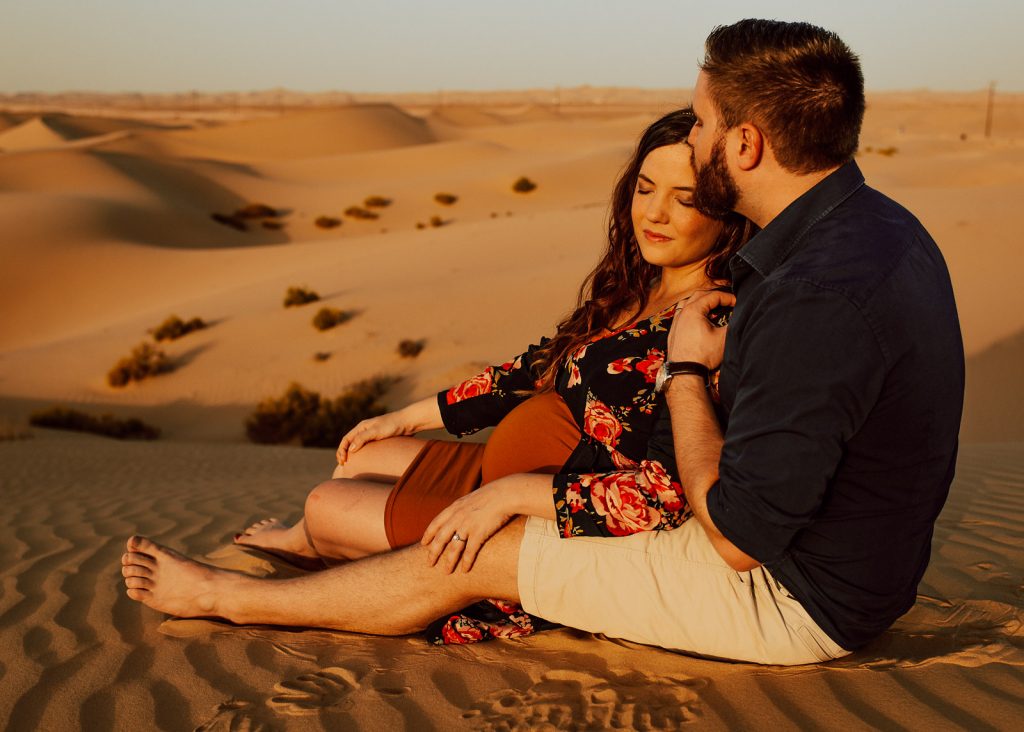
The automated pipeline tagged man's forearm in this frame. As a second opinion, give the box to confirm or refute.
[665,376,760,571]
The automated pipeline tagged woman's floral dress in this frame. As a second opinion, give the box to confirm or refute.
[427,303,724,644]
[438,302,719,538]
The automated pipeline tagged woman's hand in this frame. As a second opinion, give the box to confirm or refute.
[421,480,518,574]
[336,411,411,465]
[337,395,444,466]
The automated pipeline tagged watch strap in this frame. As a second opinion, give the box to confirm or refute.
[662,361,711,389]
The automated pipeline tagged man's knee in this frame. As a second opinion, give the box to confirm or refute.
[462,516,526,601]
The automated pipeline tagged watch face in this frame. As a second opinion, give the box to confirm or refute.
[654,363,668,393]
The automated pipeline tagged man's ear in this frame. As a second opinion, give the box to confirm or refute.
[734,123,764,171]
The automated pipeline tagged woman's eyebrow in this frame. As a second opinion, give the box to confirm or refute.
[637,173,693,192]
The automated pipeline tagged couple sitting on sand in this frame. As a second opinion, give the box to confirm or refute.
[122,19,964,665]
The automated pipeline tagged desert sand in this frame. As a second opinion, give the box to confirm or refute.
[1,88,1022,729]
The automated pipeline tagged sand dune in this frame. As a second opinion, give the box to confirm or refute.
[140,104,437,162]
[0,116,69,150]
[1,91,1022,729]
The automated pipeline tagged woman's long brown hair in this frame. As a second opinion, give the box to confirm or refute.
[530,108,753,390]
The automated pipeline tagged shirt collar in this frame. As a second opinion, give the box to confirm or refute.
[731,160,866,280]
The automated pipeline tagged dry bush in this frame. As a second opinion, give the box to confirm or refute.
[315,216,342,229]
[434,193,458,206]
[512,176,537,193]
[0,419,31,441]
[245,377,395,447]
[108,342,173,388]
[397,339,425,358]
[876,146,898,157]
[344,206,380,220]
[364,196,392,208]
[284,286,320,308]
[151,315,206,342]
[30,406,160,440]
[235,203,280,219]
[211,212,247,231]
[429,215,447,228]
[313,351,332,362]
[312,307,354,331]
[415,222,426,230]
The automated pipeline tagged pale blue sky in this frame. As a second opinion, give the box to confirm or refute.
[2,0,1021,93]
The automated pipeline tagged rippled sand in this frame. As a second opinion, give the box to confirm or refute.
[1,434,1020,730]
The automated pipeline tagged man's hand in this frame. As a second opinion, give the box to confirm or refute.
[667,290,736,367]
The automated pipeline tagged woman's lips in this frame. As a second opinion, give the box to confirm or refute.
[643,229,671,243]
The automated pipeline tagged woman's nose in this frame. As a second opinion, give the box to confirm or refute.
[645,195,670,223]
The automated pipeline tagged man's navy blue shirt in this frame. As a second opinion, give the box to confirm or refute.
[707,161,965,650]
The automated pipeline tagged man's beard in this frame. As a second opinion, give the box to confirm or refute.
[691,135,739,218]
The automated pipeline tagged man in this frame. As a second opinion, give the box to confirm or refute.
[122,19,963,665]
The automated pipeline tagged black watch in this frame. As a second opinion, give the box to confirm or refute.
[655,361,711,393]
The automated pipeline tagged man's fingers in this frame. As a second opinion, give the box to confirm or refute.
[692,289,736,314]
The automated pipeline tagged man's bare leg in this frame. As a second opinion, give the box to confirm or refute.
[122,518,524,635]
[234,437,425,560]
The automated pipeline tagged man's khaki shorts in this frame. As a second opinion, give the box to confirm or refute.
[518,516,849,665]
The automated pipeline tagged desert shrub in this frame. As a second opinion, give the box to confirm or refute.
[108,342,173,387]
[312,307,353,331]
[30,406,160,440]
[284,286,320,308]
[397,339,425,358]
[876,146,898,157]
[151,314,206,342]
[315,216,341,229]
[211,212,247,231]
[434,192,458,206]
[512,176,537,193]
[364,195,392,208]
[344,206,379,220]
[245,377,395,447]
[313,351,332,362]
[0,420,31,441]
[429,215,446,228]
[415,222,426,230]
[262,220,285,230]
[235,203,280,219]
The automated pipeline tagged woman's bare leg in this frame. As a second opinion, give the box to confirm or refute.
[234,437,426,560]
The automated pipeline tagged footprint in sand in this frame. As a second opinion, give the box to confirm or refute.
[194,699,273,732]
[463,668,705,730]
[268,666,363,716]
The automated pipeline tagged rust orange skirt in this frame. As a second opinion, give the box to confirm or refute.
[384,391,581,548]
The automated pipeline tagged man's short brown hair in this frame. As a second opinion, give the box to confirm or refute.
[700,19,865,174]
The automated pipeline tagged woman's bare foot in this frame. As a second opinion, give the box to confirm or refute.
[233,518,326,570]
[122,535,243,620]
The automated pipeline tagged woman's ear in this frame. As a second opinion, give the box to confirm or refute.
[734,123,764,171]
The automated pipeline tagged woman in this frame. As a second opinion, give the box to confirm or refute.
[236,108,750,601]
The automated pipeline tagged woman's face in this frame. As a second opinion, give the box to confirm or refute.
[631,142,725,270]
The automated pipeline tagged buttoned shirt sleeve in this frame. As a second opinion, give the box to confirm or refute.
[436,339,549,437]
[706,282,886,564]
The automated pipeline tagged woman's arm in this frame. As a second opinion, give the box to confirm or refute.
[437,338,550,437]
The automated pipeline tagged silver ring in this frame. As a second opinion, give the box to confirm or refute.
[452,532,466,543]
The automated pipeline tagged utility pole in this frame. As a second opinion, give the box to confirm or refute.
[984,81,995,139]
